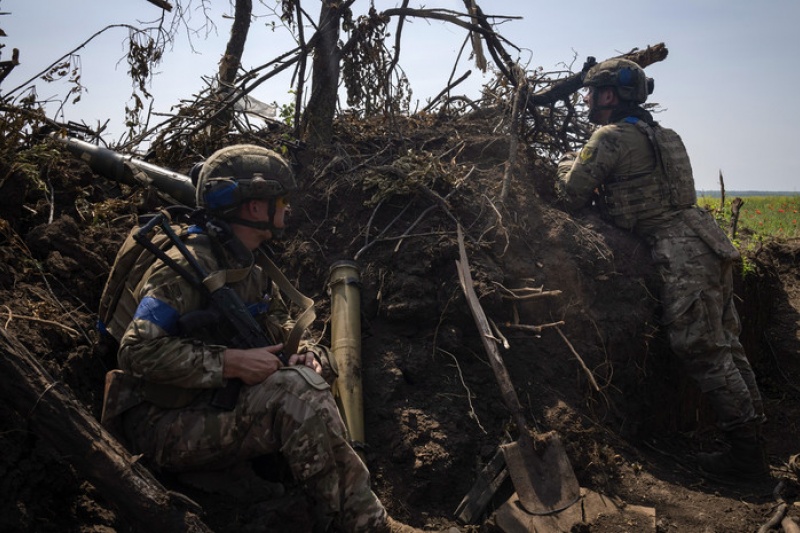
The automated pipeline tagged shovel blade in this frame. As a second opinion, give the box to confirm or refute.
[500,431,581,515]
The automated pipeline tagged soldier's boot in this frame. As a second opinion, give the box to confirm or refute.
[696,423,770,481]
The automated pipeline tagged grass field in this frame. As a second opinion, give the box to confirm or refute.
[697,194,800,240]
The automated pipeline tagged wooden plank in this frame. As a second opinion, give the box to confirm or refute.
[455,447,509,524]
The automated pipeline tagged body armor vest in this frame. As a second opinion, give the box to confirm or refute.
[602,118,697,229]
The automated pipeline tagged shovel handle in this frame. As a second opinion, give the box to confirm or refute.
[455,226,534,449]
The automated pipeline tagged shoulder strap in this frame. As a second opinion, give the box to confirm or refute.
[254,248,316,355]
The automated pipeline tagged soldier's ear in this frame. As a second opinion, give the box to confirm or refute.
[599,87,618,105]
[246,199,261,215]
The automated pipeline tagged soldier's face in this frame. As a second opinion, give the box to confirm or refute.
[272,197,290,229]
[585,87,615,125]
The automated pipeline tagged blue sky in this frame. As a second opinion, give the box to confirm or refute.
[2,0,798,192]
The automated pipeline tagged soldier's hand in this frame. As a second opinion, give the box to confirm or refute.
[288,352,323,375]
[223,344,285,384]
[556,151,579,182]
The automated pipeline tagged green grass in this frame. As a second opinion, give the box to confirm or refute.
[698,194,800,240]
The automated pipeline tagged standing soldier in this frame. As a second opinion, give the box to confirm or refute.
[555,59,768,481]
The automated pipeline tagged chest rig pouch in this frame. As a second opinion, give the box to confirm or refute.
[603,118,697,229]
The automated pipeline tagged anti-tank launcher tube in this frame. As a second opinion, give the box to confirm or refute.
[328,260,365,456]
[50,134,197,207]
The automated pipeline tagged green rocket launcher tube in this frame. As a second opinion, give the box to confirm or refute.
[328,260,365,450]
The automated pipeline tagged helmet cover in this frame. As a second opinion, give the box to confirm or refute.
[584,58,651,104]
[195,144,296,217]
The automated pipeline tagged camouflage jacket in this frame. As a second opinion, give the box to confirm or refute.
[555,118,687,237]
[116,229,325,406]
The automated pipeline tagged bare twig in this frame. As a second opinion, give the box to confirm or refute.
[393,205,436,253]
[5,24,150,97]
[478,193,509,254]
[504,321,565,334]
[423,70,473,112]
[757,503,787,533]
[555,325,601,393]
[354,201,413,260]
[394,165,473,253]
[362,198,385,249]
[498,289,563,301]
[3,305,81,338]
[783,516,800,533]
[438,348,487,434]
[500,64,524,201]
[488,318,510,349]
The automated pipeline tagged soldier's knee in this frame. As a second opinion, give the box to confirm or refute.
[272,365,331,395]
[668,298,724,356]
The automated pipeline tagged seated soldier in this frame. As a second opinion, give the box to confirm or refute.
[104,144,434,532]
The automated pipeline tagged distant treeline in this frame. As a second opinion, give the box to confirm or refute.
[697,191,800,198]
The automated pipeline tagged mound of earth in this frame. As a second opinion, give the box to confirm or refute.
[1,112,799,532]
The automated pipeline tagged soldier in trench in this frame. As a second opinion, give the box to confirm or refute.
[554,58,768,481]
[101,144,442,532]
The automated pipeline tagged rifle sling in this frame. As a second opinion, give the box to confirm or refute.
[254,248,316,356]
[199,251,315,356]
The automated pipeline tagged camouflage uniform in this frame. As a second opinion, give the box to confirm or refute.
[116,229,387,532]
[555,116,764,431]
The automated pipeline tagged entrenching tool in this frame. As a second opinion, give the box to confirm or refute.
[455,226,580,515]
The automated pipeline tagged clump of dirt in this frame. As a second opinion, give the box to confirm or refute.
[1,112,799,532]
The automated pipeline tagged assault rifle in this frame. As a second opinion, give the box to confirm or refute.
[50,133,197,207]
[133,211,288,410]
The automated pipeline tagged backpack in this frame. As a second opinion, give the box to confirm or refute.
[97,207,315,351]
[97,208,193,344]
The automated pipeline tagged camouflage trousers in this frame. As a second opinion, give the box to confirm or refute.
[122,365,386,532]
[652,234,764,431]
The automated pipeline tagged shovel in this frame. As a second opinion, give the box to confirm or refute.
[455,226,580,515]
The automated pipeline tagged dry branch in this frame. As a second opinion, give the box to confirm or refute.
[2,305,80,337]
[783,516,800,533]
[0,47,19,85]
[500,64,524,201]
[526,43,669,108]
[0,326,211,532]
[500,290,562,301]
[556,326,601,393]
[504,321,565,334]
[730,197,744,239]
[758,503,788,533]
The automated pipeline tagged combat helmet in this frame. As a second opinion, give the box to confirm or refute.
[195,144,296,219]
[583,58,653,104]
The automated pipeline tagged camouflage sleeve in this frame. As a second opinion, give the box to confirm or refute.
[118,250,226,389]
[555,125,623,212]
